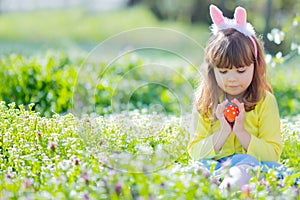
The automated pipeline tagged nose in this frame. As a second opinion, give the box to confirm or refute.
[227,71,237,82]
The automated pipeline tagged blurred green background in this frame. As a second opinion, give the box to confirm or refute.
[0,0,299,117]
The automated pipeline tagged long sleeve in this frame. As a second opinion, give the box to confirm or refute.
[187,110,217,160]
[188,91,283,162]
[246,92,283,162]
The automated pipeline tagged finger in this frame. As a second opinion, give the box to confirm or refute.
[232,99,244,112]
[215,104,222,118]
[216,100,228,112]
[235,104,245,122]
[219,115,231,128]
[231,98,241,106]
[238,102,245,114]
[235,112,243,122]
[216,100,228,118]
[222,99,229,106]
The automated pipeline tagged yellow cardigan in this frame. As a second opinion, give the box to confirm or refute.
[188,91,283,162]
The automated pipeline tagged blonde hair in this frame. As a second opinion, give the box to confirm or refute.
[195,28,272,120]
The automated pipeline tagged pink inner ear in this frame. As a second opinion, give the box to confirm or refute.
[234,7,247,26]
[210,5,225,26]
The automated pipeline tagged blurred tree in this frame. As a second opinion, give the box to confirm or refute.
[264,0,272,36]
[127,0,142,6]
[127,0,248,23]
[126,0,300,55]
[263,0,300,55]
[190,0,236,23]
[145,0,195,22]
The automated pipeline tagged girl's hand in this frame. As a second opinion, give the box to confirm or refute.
[231,98,246,134]
[231,98,251,150]
[216,100,232,135]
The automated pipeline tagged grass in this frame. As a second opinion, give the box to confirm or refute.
[0,6,299,199]
[0,6,209,55]
[269,56,300,117]
[0,102,299,199]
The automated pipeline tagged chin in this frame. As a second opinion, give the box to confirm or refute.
[226,91,243,96]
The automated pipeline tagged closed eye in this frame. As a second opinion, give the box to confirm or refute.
[236,66,247,73]
[237,70,246,73]
[218,69,228,74]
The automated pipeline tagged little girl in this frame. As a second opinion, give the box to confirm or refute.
[188,5,283,189]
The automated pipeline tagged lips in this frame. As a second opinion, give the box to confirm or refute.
[227,85,239,88]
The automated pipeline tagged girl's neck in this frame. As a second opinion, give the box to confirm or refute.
[224,92,245,102]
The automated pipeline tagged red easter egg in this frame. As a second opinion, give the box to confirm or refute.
[224,103,239,123]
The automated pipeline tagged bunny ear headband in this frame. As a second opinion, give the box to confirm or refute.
[209,4,257,58]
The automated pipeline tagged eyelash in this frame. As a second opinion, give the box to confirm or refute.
[219,70,246,74]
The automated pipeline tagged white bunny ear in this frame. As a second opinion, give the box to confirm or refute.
[208,5,258,57]
[210,4,225,26]
[209,4,255,37]
[234,6,247,26]
[233,6,256,36]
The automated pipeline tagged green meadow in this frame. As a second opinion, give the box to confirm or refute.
[0,6,299,199]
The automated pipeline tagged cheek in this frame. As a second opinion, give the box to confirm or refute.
[242,71,254,87]
[215,74,226,87]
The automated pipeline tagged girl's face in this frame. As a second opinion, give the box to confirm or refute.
[214,64,254,97]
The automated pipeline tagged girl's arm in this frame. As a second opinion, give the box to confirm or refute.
[246,92,283,162]
[231,99,251,151]
[188,101,232,160]
[213,100,232,151]
[187,111,216,160]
